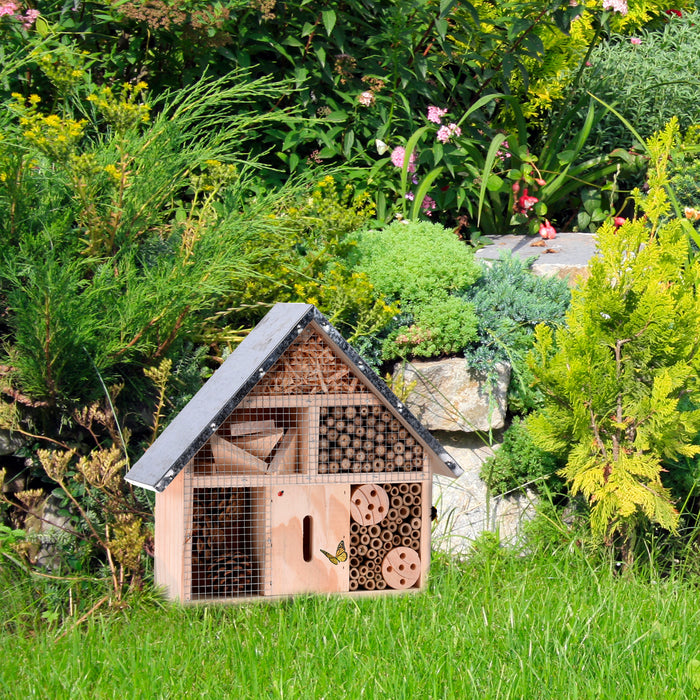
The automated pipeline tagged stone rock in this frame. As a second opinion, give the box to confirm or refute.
[431,430,537,555]
[24,493,72,571]
[0,429,24,456]
[394,358,509,432]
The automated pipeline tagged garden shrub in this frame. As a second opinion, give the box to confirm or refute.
[460,253,571,413]
[527,120,700,565]
[480,416,564,496]
[568,11,700,156]
[235,174,396,345]
[355,220,481,359]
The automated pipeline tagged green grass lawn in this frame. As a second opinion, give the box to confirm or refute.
[3,543,700,700]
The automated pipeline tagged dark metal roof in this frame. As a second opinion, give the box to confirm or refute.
[125,303,462,491]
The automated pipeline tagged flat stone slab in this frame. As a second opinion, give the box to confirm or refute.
[475,231,597,282]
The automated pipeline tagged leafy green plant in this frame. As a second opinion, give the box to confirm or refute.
[460,253,571,413]
[527,120,700,566]
[480,416,564,495]
[355,220,481,359]
[567,10,700,158]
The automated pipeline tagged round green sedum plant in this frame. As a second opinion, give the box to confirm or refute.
[355,220,481,359]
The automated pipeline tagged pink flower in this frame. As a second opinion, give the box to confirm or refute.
[539,220,556,239]
[0,0,19,17]
[535,177,546,186]
[613,216,626,227]
[421,195,437,216]
[436,123,461,144]
[602,0,628,15]
[358,91,375,107]
[22,8,39,27]
[630,37,641,45]
[427,106,448,124]
[390,146,417,173]
[516,188,539,212]
[404,192,415,201]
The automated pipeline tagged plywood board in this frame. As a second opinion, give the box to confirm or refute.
[231,430,284,459]
[268,484,349,596]
[155,468,185,601]
[209,433,267,474]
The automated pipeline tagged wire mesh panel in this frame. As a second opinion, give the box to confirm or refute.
[184,485,268,600]
[318,405,425,475]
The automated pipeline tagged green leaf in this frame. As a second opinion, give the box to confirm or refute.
[322,9,337,36]
[34,15,52,36]
[343,130,355,158]
[486,174,503,192]
[411,167,444,220]
[477,132,509,226]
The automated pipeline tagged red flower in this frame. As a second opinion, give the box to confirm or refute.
[516,188,539,213]
[613,216,626,227]
[665,9,682,17]
[539,219,556,239]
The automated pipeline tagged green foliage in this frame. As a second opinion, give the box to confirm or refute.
[0,70,302,406]
[356,220,481,359]
[460,253,571,413]
[235,174,395,344]
[382,294,478,360]
[480,417,564,495]
[527,121,700,558]
[356,220,481,301]
[570,11,700,156]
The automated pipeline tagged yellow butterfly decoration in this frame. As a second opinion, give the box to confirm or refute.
[320,540,347,565]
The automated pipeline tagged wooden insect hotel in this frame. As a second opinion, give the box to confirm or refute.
[125,304,462,602]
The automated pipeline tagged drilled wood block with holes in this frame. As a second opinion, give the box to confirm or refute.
[126,304,462,603]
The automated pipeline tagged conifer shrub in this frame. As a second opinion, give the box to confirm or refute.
[527,120,700,564]
[460,253,571,413]
[480,417,564,496]
[568,11,700,156]
[355,221,481,360]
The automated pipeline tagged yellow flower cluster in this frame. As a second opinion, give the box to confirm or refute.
[87,81,151,134]
[190,158,239,193]
[12,93,86,162]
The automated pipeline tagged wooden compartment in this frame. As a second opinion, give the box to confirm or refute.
[347,481,428,592]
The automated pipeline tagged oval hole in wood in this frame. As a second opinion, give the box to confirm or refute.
[303,515,313,562]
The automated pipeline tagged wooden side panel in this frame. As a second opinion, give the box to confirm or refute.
[418,479,431,589]
[154,469,185,602]
[268,484,349,596]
